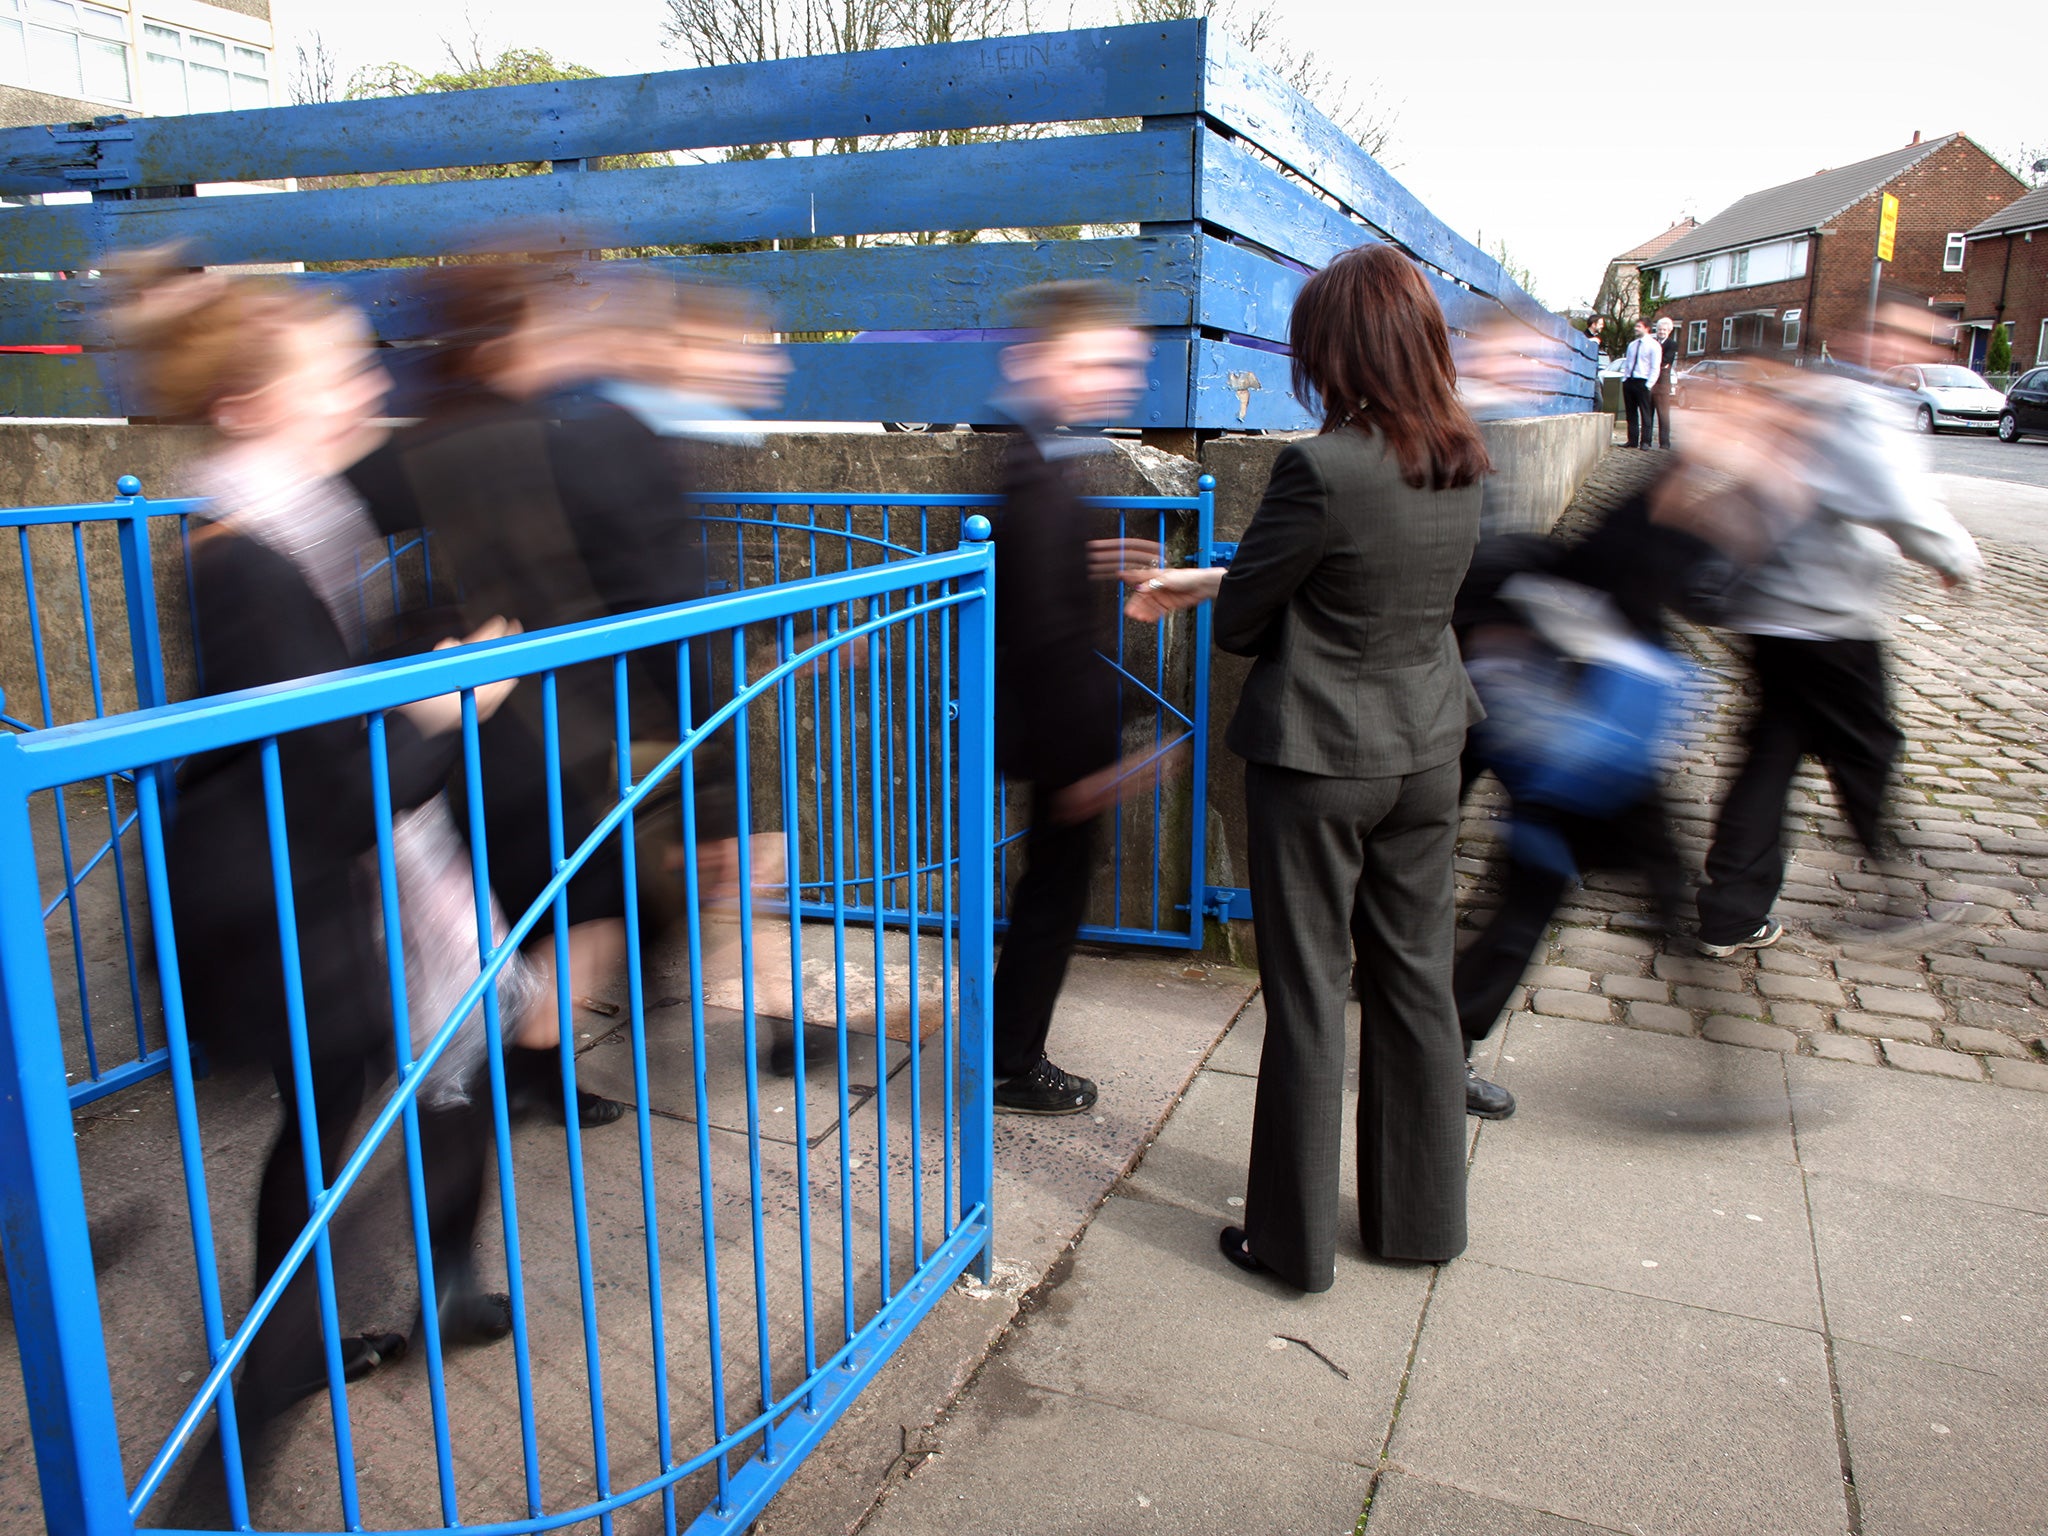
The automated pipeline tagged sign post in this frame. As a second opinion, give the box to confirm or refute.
[1869,190,1899,336]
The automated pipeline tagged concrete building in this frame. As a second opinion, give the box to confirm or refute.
[0,0,274,132]
[1642,134,2023,367]
[1960,184,2048,374]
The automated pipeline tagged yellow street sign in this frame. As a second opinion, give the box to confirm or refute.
[1877,192,1899,263]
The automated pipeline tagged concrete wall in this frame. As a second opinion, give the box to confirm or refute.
[0,414,1605,955]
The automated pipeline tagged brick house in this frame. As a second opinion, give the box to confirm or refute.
[1590,217,1696,349]
[1641,134,2024,367]
[1960,185,2048,373]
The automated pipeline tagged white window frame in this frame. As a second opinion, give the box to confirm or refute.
[1943,233,1966,273]
[142,20,270,116]
[1782,309,1802,350]
[1695,258,1713,292]
[1687,319,1706,355]
[0,0,133,106]
[1730,248,1750,285]
[1721,317,1735,351]
[2038,318,2047,366]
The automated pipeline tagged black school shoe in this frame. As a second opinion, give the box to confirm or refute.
[993,1057,1098,1116]
[1465,1066,1516,1120]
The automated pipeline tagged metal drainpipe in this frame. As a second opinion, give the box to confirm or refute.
[1805,231,1822,362]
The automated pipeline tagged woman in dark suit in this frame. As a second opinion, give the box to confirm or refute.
[1125,243,1490,1290]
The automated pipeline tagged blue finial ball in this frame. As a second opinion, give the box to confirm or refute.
[1197,473,1216,491]
[115,475,142,498]
[962,514,993,543]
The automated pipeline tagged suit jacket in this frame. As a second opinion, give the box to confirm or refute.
[1656,334,1680,392]
[990,432,1122,789]
[1217,426,1484,779]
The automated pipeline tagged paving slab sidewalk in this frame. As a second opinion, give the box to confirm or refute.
[853,458,2048,1536]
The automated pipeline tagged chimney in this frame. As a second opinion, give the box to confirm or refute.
[1911,130,1921,145]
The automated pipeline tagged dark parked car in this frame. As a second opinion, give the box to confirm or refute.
[1670,358,1760,410]
[2000,367,2048,443]
[1881,364,2008,433]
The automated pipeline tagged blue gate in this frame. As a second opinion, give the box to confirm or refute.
[0,524,998,1534]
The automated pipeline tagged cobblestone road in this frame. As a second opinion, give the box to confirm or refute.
[1459,448,2048,1089]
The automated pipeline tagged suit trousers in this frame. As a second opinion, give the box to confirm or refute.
[992,789,1097,1078]
[1697,636,1901,946]
[1242,758,1468,1290]
[1651,386,1675,448]
[1622,379,1655,447]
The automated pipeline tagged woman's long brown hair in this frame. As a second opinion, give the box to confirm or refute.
[1289,243,1493,491]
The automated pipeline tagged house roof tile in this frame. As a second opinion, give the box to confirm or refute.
[1650,137,1956,267]
[1966,184,2048,239]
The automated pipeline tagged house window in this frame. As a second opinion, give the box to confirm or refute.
[1782,309,1802,350]
[1721,317,1735,350]
[2039,318,2048,366]
[1695,258,1713,292]
[143,22,269,114]
[0,0,132,105]
[1730,249,1750,285]
[1687,319,1707,354]
[1943,233,1966,272]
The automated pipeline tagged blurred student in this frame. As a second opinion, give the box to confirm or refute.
[110,258,524,1451]
[1622,318,1660,449]
[1691,326,1981,956]
[987,282,1161,1115]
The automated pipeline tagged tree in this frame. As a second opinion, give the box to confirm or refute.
[1484,235,1540,306]
[1111,0,1400,164]
[1993,140,2047,188]
[288,31,339,106]
[1987,322,2013,376]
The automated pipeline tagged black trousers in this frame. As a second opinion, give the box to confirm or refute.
[1651,386,1675,448]
[241,1052,491,1425]
[1622,379,1655,447]
[1242,759,1467,1289]
[992,790,1097,1078]
[1697,636,1901,946]
[1455,798,1686,1044]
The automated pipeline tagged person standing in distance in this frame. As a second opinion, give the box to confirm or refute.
[1651,316,1680,448]
[988,282,1158,1115]
[1622,318,1661,449]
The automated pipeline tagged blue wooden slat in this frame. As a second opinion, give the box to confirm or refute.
[778,336,1194,427]
[1198,25,1589,359]
[0,353,118,416]
[0,235,1204,347]
[1189,337,1591,433]
[0,23,1206,196]
[0,336,1201,425]
[0,129,1197,272]
[1195,141,1594,377]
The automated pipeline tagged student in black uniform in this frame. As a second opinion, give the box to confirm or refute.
[111,261,523,1458]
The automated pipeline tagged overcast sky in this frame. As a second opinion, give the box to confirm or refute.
[271,0,2045,309]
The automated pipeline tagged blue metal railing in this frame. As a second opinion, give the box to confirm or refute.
[0,529,998,1535]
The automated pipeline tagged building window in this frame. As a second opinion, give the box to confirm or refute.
[1782,309,1802,350]
[1721,317,1735,351]
[1730,248,1750,285]
[1695,258,1712,292]
[1687,319,1707,355]
[143,22,269,114]
[0,0,132,105]
[2039,318,2048,366]
[1943,233,1966,272]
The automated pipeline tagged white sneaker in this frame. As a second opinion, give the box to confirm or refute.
[1699,918,1784,958]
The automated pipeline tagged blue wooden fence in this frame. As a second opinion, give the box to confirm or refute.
[0,21,1596,426]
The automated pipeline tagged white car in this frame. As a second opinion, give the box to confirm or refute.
[1881,364,2008,433]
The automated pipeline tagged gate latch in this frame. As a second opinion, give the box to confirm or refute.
[1193,885,1253,922]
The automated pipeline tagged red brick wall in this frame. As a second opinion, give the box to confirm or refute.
[1965,232,2048,371]
[1649,136,2026,365]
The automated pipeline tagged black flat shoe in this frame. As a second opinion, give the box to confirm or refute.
[993,1057,1097,1116]
[1466,1066,1515,1120]
[341,1331,407,1382]
[571,1089,626,1127]
[1218,1225,1272,1276]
